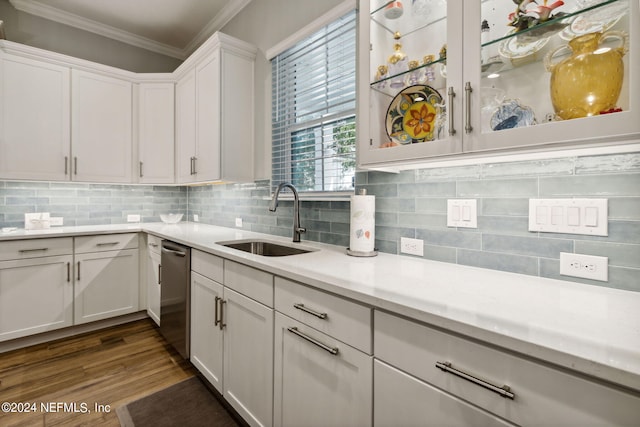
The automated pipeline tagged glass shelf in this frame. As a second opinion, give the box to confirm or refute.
[370,0,629,89]
[369,56,446,95]
[479,0,628,79]
[370,0,447,38]
[483,0,627,47]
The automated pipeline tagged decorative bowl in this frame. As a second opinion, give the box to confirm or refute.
[160,213,183,224]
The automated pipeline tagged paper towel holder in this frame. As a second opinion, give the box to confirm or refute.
[346,247,378,257]
[346,188,378,257]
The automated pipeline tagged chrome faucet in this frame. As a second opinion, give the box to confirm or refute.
[269,182,306,242]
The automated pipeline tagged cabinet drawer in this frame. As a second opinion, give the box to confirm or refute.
[75,233,138,253]
[374,360,514,427]
[146,234,162,255]
[0,237,73,261]
[374,310,640,426]
[224,261,273,307]
[275,277,372,354]
[191,249,223,283]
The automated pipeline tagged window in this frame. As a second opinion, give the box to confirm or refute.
[271,10,356,194]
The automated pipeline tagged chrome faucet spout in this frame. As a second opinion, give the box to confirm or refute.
[269,183,306,242]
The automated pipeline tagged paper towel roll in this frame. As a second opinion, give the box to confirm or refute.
[349,193,375,253]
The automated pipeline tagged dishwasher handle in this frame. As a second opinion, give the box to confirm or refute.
[161,246,187,257]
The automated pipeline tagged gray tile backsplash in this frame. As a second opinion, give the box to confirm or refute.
[2,152,638,292]
[0,181,186,227]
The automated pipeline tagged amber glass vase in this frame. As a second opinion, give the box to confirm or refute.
[544,31,628,120]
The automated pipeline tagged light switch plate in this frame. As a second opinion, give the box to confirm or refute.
[529,198,607,236]
[447,199,477,228]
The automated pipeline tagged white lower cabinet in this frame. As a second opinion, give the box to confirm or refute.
[374,310,640,426]
[74,234,139,325]
[223,286,273,427]
[190,270,223,391]
[0,234,141,342]
[0,237,74,341]
[374,360,513,427]
[274,313,372,427]
[273,277,372,427]
[145,235,162,325]
[190,251,273,427]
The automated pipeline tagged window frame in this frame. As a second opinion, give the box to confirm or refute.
[268,1,357,199]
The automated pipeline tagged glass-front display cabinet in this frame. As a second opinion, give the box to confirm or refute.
[357,0,639,170]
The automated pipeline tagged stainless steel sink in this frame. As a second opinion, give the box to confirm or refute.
[217,239,316,257]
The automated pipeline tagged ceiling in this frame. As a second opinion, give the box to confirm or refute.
[8,0,252,59]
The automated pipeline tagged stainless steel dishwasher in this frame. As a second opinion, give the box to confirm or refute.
[160,240,191,359]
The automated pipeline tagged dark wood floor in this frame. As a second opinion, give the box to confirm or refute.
[0,319,196,426]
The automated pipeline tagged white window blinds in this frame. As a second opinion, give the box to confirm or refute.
[271,10,356,194]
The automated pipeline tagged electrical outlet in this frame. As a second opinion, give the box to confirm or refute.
[235,217,243,227]
[127,214,140,223]
[193,214,199,222]
[559,252,608,282]
[50,217,64,226]
[400,237,424,256]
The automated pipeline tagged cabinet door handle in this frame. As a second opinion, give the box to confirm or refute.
[19,248,49,253]
[190,156,196,175]
[213,297,227,330]
[77,261,81,281]
[293,303,328,320]
[67,262,71,282]
[64,156,68,175]
[158,264,162,285]
[464,81,473,134]
[447,86,456,136]
[435,361,515,399]
[287,326,339,355]
[139,161,144,178]
[74,157,78,175]
[214,296,221,327]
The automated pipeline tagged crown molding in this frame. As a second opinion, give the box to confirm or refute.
[8,0,252,60]
[182,0,253,57]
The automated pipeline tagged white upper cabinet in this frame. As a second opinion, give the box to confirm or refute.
[71,70,133,183]
[358,0,639,171]
[0,53,71,181]
[174,33,256,184]
[137,82,175,183]
[175,68,198,183]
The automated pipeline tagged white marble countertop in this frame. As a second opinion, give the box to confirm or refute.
[2,222,639,392]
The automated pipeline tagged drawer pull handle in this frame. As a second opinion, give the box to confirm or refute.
[96,242,119,247]
[19,248,49,253]
[436,361,515,399]
[293,303,327,320]
[287,327,338,355]
[149,242,159,248]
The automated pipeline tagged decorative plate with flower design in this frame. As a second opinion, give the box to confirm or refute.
[385,85,443,144]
